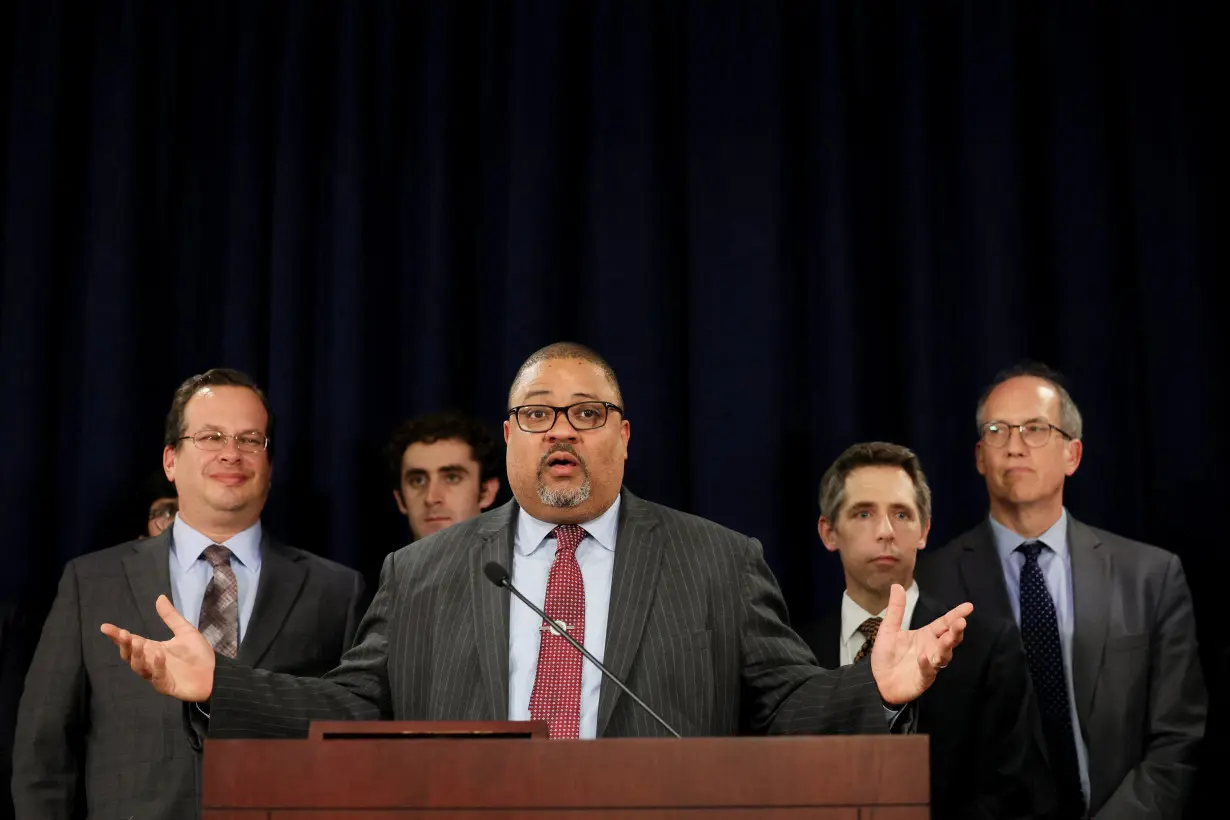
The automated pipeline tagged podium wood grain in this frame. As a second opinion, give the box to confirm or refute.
[203,729,929,818]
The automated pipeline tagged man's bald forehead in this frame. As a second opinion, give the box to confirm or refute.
[508,342,624,408]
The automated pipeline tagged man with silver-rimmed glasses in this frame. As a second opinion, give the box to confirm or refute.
[918,362,1206,819]
[13,368,365,820]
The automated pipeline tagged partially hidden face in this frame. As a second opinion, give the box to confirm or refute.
[147,496,178,537]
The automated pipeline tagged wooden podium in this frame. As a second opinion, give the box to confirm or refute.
[202,721,929,819]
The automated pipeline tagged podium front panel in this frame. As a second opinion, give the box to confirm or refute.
[203,733,929,817]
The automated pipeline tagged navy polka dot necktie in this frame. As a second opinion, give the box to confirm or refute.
[1017,541,1086,817]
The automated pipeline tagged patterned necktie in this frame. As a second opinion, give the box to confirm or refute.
[1017,541,1085,816]
[529,525,587,739]
[852,616,882,664]
[199,544,239,658]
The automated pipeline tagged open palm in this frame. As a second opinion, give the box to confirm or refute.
[100,594,216,702]
[870,584,973,704]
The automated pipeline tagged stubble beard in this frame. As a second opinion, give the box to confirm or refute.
[538,473,591,507]
[536,445,592,508]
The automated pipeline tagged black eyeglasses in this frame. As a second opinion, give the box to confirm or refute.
[980,421,1073,448]
[508,401,624,433]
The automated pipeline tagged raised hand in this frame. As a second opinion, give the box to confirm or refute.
[870,584,972,704]
[100,594,216,702]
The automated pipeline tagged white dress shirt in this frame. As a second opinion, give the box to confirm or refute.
[507,495,620,739]
[838,582,920,666]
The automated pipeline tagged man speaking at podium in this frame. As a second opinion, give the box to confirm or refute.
[102,343,973,740]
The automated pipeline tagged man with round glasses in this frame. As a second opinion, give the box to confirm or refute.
[13,368,366,820]
[918,363,1206,819]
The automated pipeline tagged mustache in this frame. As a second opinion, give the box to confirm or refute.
[538,442,589,471]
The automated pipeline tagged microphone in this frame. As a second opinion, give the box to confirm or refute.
[483,560,682,739]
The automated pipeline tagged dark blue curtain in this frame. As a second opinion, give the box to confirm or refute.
[1,0,1224,765]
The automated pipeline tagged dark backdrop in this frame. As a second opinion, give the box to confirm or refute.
[1,0,1224,781]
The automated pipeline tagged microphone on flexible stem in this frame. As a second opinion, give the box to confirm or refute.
[483,560,682,739]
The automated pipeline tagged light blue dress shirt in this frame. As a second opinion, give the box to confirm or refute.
[989,508,1091,802]
[507,495,620,739]
[168,515,263,642]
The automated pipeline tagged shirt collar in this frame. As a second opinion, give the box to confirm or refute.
[840,581,920,644]
[171,514,263,572]
[989,507,1069,562]
[515,493,622,557]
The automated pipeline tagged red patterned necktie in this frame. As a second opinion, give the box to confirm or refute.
[529,524,587,739]
[199,544,239,658]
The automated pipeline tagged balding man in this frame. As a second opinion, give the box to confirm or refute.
[918,363,1205,819]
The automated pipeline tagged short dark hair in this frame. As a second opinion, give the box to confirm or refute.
[818,442,933,523]
[385,412,502,490]
[164,368,276,457]
[141,470,176,501]
[975,361,1083,440]
[508,341,624,410]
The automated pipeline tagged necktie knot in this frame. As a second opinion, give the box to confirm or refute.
[852,616,882,663]
[1016,540,1048,563]
[550,525,587,556]
[856,616,882,642]
[203,544,232,567]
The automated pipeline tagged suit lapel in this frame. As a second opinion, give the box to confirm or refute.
[956,521,1016,621]
[122,531,175,639]
[596,490,664,737]
[237,535,307,667]
[909,595,939,632]
[1067,516,1109,730]
[471,500,516,721]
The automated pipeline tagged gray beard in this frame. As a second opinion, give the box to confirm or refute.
[537,475,591,508]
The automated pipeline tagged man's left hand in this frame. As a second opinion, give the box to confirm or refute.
[871,584,973,704]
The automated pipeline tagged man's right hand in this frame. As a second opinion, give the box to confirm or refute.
[100,594,215,702]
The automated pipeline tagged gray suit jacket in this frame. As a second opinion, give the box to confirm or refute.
[206,491,888,740]
[11,530,365,820]
[917,515,1206,819]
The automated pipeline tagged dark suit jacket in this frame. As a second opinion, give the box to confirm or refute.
[917,515,1206,819]
[204,490,890,740]
[11,530,365,820]
[799,593,1054,819]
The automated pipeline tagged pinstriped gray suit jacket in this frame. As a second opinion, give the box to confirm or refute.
[208,490,888,739]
